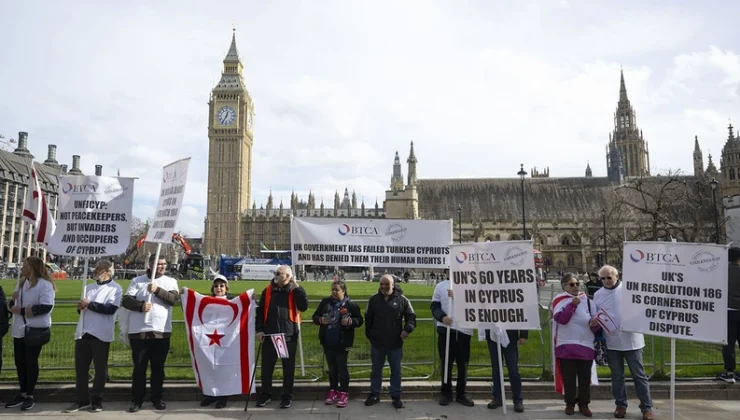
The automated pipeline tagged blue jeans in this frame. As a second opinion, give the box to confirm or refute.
[487,339,523,403]
[370,346,403,398]
[607,349,652,412]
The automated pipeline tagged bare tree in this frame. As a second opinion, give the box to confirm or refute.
[613,170,717,243]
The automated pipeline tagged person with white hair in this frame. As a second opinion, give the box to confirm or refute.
[255,265,308,409]
[593,265,653,420]
[64,260,122,413]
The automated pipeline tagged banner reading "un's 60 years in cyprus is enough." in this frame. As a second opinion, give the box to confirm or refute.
[291,217,452,268]
[450,241,540,330]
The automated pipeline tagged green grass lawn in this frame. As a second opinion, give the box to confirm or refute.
[0,279,730,382]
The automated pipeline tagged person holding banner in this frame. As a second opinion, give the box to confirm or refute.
[485,328,528,413]
[593,265,654,420]
[311,280,363,408]
[121,255,179,413]
[720,247,740,383]
[255,265,309,409]
[5,257,55,412]
[552,273,598,417]
[64,260,121,413]
[364,275,416,409]
[430,281,474,407]
[198,274,236,409]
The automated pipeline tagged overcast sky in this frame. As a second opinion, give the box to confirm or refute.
[1,0,739,237]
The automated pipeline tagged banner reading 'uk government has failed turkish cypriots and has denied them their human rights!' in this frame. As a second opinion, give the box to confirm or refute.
[291,217,452,269]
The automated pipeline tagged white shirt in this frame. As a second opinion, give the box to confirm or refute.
[77,280,122,342]
[593,282,645,351]
[125,274,179,334]
[432,280,473,335]
[11,279,55,338]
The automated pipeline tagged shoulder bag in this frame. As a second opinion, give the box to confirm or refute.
[20,286,51,347]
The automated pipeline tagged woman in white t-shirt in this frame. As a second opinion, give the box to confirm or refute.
[5,257,56,412]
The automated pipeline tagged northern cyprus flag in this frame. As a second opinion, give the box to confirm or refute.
[182,288,256,396]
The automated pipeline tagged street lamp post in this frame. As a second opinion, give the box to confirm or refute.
[601,208,607,265]
[710,178,720,244]
[517,163,528,240]
[457,205,462,244]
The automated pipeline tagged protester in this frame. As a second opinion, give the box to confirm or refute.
[364,274,416,408]
[430,280,474,407]
[255,265,309,409]
[552,273,597,417]
[121,255,179,413]
[485,327,528,412]
[199,274,235,409]
[720,247,740,383]
[64,260,122,413]
[311,280,363,408]
[5,257,55,412]
[592,265,653,419]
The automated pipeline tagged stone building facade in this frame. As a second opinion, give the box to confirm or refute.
[0,131,91,264]
[200,38,719,271]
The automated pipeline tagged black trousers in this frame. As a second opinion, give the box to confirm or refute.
[559,359,592,407]
[436,327,471,397]
[723,310,740,372]
[13,338,43,395]
[260,337,298,400]
[324,346,350,392]
[75,335,111,403]
[130,338,170,404]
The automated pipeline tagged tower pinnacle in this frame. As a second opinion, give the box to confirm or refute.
[619,69,629,103]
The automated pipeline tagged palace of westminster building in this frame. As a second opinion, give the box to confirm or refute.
[200,32,736,273]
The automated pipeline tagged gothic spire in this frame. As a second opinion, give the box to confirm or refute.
[619,69,629,103]
[224,28,240,63]
[694,135,701,152]
[407,141,417,163]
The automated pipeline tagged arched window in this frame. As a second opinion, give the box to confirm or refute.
[561,236,571,246]
[567,255,575,266]
[508,234,521,241]
[731,168,736,181]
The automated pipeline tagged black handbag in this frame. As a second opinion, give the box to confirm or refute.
[20,288,51,347]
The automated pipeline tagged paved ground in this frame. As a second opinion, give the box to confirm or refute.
[0,399,737,419]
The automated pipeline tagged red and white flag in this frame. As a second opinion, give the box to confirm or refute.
[270,333,290,359]
[182,288,256,396]
[22,163,56,244]
[551,292,599,395]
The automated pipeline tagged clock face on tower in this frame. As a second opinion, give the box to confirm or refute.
[216,106,236,126]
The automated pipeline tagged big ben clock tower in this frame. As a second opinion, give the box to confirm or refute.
[204,29,254,256]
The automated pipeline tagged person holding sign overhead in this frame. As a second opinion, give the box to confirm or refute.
[430,280,474,407]
[593,265,653,420]
[121,255,179,413]
[552,273,599,417]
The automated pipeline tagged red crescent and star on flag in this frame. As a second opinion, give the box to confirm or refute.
[205,329,225,346]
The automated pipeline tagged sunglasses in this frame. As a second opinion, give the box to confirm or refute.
[567,282,579,287]
[599,276,613,280]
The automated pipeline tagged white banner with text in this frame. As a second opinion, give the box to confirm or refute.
[47,176,135,257]
[146,158,190,244]
[620,241,728,344]
[449,241,540,330]
[291,217,452,268]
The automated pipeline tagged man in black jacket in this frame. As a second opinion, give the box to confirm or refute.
[364,275,416,408]
[255,266,309,409]
[720,247,740,383]
[486,328,528,412]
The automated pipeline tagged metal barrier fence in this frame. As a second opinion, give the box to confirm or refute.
[0,293,735,382]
